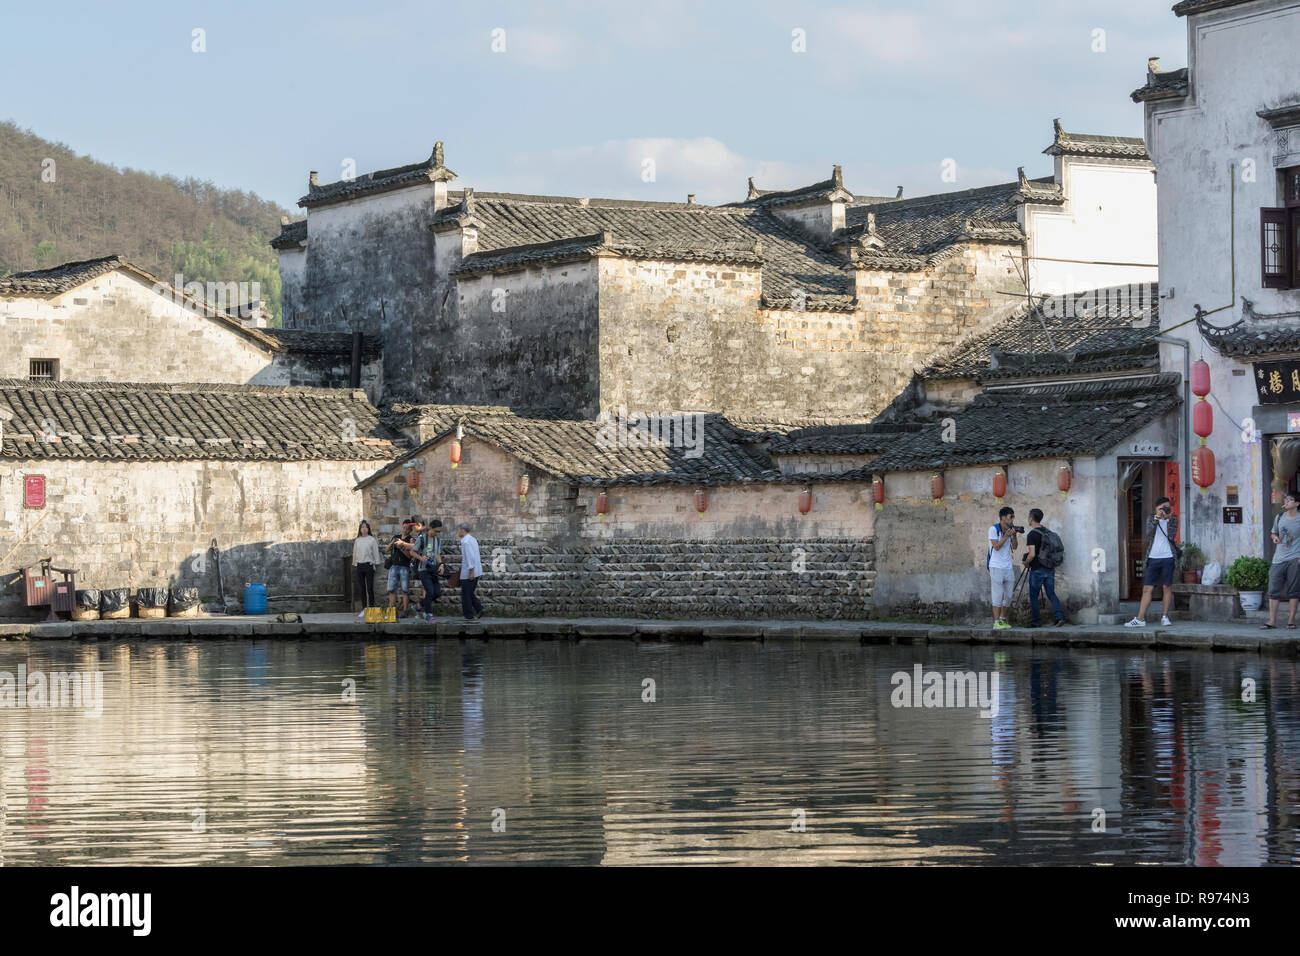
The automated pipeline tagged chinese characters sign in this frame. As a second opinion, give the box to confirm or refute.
[1254,360,1300,404]
[24,474,45,509]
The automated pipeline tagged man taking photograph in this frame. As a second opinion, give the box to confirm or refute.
[987,506,1019,629]
[1125,497,1178,628]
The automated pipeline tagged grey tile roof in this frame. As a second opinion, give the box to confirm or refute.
[767,423,925,456]
[361,407,788,487]
[0,381,401,462]
[260,329,382,357]
[1173,0,1256,16]
[298,144,454,209]
[1131,67,1190,103]
[732,166,855,207]
[922,284,1160,381]
[1043,119,1149,160]
[270,219,307,249]
[842,174,1059,260]
[0,255,126,295]
[432,191,857,311]
[1198,298,1300,357]
[380,402,566,432]
[869,374,1182,473]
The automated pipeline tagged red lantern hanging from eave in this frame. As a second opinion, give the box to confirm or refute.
[1057,463,1072,499]
[595,489,610,520]
[1191,446,1216,492]
[694,488,708,516]
[517,474,530,502]
[930,473,944,502]
[1193,399,1213,439]
[1190,358,1211,398]
[798,486,813,514]
[992,468,1007,503]
[871,476,885,510]
[449,438,462,469]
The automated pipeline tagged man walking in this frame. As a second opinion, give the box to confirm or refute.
[409,516,444,622]
[1126,497,1178,627]
[457,522,484,623]
[987,506,1019,629]
[1022,508,1065,627]
[1262,492,1300,629]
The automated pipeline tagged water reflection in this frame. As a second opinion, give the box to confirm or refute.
[0,640,1295,865]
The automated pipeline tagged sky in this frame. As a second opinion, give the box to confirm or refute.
[0,0,1188,211]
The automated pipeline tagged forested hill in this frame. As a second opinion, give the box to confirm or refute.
[0,121,288,324]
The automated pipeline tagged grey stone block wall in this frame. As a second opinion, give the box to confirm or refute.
[457,537,876,620]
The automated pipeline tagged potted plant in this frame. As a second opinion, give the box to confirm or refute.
[1178,543,1207,584]
[1225,556,1270,612]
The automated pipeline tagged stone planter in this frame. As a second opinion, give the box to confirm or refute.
[1239,590,1264,612]
[1182,571,1201,584]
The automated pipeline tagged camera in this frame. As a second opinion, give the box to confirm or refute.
[1011,525,1025,534]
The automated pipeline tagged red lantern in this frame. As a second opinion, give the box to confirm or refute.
[1191,446,1215,491]
[1190,359,1211,398]
[405,466,420,490]
[1193,400,1213,439]
[449,439,462,469]
[871,476,885,511]
[930,473,944,501]
[694,488,708,515]
[1057,464,1072,498]
[595,489,610,520]
[798,487,813,514]
[992,468,1007,503]
[517,474,530,502]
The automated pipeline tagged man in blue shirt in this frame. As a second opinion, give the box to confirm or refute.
[457,522,484,623]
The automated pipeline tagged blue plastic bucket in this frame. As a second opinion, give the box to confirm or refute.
[244,582,268,615]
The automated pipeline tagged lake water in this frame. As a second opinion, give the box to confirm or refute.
[0,639,1295,865]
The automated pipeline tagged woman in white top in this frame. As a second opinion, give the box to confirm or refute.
[352,520,382,614]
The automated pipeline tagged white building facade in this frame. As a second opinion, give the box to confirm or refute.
[1136,0,1300,568]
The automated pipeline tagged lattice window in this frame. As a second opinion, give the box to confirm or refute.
[28,359,58,380]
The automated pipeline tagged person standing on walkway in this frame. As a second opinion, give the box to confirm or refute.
[1022,508,1065,628]
[411,517,444,622]
[1126,497,1178,627]
[352,519,381,616]
[1263,492,1300,629]
[457,522,484,623]
[988,506,1019,629]
[387,523,414,616]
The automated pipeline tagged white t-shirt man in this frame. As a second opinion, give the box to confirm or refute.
[988,524,1014,569]
[1148,519,1173,559]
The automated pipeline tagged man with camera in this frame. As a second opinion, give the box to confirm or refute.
[987,506,1020,629]
[1125,497,1178,627]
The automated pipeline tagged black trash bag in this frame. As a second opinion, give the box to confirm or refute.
[75,589,101,610]
[169,587,200,611]
[136,587,169,609]
[99,589,130,613]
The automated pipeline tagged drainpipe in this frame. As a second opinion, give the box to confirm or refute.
[1155,334,1192,545]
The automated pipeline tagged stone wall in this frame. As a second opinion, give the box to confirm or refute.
[434,262,601,415]
[251,345,384,405]
[0,270,276,383]
[295,186,440,395]
[0,457,374,618]
[361,434,877,618]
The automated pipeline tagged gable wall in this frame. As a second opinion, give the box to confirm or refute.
[0,271,274,383]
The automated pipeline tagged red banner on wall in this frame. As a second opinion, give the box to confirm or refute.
[1165,462,1180,541]
[24,474,45,509]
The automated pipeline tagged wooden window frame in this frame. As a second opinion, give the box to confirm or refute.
[1263,166,1300,290]
[27,358,59,381]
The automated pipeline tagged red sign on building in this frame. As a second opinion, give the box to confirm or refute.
[24,474,45,509]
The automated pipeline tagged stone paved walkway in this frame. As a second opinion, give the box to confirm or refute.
[1,612,1296,654]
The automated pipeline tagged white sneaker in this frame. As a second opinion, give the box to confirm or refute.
[1124,617,1147,627]
[1160,616,1172,626]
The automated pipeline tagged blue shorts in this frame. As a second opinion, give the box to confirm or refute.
[386,565,410,594]
[1143,557,1175,587]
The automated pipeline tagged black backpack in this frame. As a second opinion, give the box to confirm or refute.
[1037,527,1066,570]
